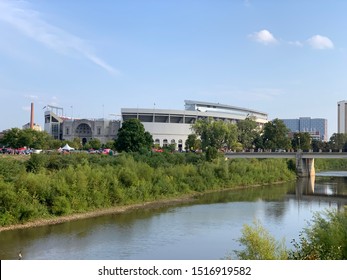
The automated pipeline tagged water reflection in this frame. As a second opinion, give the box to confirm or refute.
[1,176,347,260]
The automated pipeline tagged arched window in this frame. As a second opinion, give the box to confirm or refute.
[155,139,160,145]
[163,139,168,147]
[171,139,176,144]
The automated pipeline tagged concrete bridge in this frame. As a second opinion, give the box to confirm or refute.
[224,151,347,177]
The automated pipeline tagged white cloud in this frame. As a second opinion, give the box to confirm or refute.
[0,0,119,75]
[307,35,334,50]
[249,29,278,45]
[288,41,303,47]
[24,94,39,100]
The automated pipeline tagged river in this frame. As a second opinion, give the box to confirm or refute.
[0,172,346,260]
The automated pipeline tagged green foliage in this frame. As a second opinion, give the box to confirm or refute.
[237,116,259,150]
[115,119,153,152]
[289,210,347,260]
[0,153,296,227]
[0,128,54,149]
[26,154,47,173]
[262,118,291,150]
[329,133,347,151]
[235,220,288,260]
[192,118,238,151]
[292,132,311,151]
[185,134,201,151]
[84,138,102,150]
[315,158,347,171]
[235,210,347,260]
[206,146,218,161]
[0,158,26,182]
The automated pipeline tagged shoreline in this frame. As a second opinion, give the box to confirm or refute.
[0,181,294,233]
[0,194,198,232]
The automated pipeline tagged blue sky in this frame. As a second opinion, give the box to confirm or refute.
[0,0,346,138]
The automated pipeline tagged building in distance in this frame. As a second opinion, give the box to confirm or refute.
[44,105,120,145]
[281,117,328,141]
[337,100,347,134]
[122,100,268,150]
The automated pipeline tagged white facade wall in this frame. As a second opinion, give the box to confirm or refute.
[142,122,193,148]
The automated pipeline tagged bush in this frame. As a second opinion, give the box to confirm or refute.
[234,220,288,260]
[289,210,347,260]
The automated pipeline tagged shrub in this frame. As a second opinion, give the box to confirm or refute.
[234,220,288,260]
[289,210,347,260]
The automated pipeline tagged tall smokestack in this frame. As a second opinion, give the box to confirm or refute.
[30,102,34,129]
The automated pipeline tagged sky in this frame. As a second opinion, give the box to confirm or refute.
[0,0,346,138]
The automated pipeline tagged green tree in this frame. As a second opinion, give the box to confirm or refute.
[311,139,327,152]
[0,128,53,149]
[0,128,23,148]
[185,134,201,151]
[87,138,102,150]
[71,138,82,150]
[192,118,237,151]
[115,119,153,152]
[237,116,259,150]
[292,132,311,151]
[328,133,347,151]
[262,119,291,150]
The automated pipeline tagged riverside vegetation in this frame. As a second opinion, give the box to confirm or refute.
[234,209,347,260]
[0,152,296,227]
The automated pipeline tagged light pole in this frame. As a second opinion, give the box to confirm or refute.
[298,136,301,151]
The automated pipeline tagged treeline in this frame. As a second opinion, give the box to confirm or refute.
[0,152,296,226]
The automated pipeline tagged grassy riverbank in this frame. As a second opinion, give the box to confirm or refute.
[315,158,347,172]
[0,152,296,229]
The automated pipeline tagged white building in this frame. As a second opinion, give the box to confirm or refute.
[337,100,347,134]
[122,100,268,151]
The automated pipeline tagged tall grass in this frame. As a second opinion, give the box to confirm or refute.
[0,153,296,226]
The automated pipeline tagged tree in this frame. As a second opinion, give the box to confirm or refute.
[237,116,259,150]
[185,134,201,151]
[262,119,291,150]
[328,133,347,151]
[86,138,102,150]
[192,118,238,151]
[292,132,311,151]
[0,128,53,149]
[311,139,328,152]
[0,128,22,148]
[115,119,153,152]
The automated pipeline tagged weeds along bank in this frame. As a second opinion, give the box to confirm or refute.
[0,153,296,227]
[315,158,347,172]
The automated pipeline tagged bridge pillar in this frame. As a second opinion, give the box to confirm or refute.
[296,153,315,177]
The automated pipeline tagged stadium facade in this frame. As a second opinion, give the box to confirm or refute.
[44,105,120,145]
[44,101,268,149]
[122,100,268,150]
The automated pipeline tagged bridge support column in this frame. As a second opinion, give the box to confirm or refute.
[296,154,315,177]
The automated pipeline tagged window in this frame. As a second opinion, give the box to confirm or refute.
[163,139,168,147]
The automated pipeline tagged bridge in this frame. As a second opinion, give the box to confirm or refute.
[224,151,347,177]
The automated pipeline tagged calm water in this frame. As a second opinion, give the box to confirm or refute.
[1,173,346,260]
